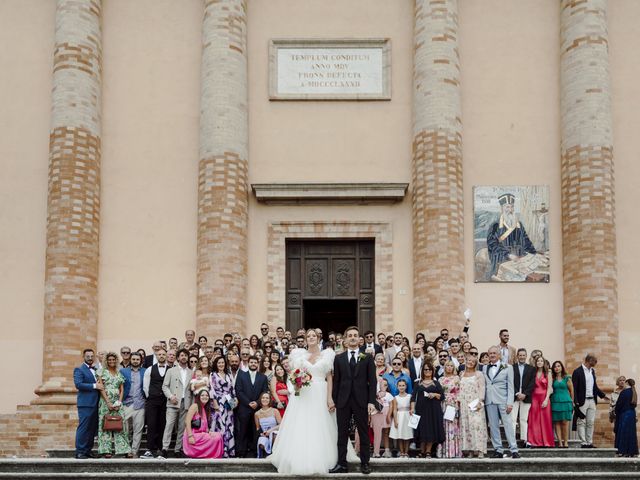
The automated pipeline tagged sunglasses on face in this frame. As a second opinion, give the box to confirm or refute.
[469,352,478,355]
[121,351,131,355]
[392,362,402,366]
[261,328,268,331]
[189,360,197,364]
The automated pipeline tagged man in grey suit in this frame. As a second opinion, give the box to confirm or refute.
[161,348,193,457]
[484,346,520,458]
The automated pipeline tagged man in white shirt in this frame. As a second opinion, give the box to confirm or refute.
[571,354,608,447]
[408,344,423,382]
[141,348,168,458]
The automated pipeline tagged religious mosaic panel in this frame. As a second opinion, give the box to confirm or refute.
[473,186,550,283]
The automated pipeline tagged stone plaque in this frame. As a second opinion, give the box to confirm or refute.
[269,39,391,100]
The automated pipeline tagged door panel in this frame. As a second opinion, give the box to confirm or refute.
[286,240,375,333]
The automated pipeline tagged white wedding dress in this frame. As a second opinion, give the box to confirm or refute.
[269,348,358,475]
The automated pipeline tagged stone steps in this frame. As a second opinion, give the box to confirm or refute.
[45,447,617,459]
[0,458,638,479]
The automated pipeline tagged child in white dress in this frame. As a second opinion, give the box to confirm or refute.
[388,379,413,457]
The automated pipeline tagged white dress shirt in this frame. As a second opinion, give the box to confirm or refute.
[500,346,510,365]
[412,357,422,380]
[582,364,595,398]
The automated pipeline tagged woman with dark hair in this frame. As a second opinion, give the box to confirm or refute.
[425,344,437,362]
[269,350,281,366]
[255,392,282,458]
[198,335,208,356]
[479,352,489,367]
[209,355,236,457]
[137,348,146,361]
[461,341,472,354]
[260,357,273,383]
[410,362,445,458]
[528,356,554,447]
[550,360,573,447]
[183,389,223,458]
[270,363,289,416]
[614,378,638,457]
[249,335,261,355]
[385,335,394,349]
[415,332,426,344]
[434,336,445,353]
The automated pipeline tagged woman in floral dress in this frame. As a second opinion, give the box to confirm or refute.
[97,352,131,457]
[438,360,462,458]
[458,355,487,458]
[209,355,236,457]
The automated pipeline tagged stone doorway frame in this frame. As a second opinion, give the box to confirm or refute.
[267,221,393,334]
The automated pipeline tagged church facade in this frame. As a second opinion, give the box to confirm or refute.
[0,0,638,454]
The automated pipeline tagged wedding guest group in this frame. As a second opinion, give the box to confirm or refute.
[72,321,634,462]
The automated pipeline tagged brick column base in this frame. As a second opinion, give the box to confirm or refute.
[0,405,77,457]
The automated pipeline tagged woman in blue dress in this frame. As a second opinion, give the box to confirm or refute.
[614,378,638,457]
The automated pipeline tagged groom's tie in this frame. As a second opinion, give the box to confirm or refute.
[350,351,356,371]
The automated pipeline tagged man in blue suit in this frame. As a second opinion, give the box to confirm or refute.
[235,356,269,457]
[73,348,103,459]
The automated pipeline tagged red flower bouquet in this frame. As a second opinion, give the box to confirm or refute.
[290,367,312,396]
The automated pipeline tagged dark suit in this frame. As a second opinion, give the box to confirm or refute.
[513,363,535,403]
[408,356,423,382]
[572,364,607,446]
[332,350,376,467]
[511,362,535,441]
[73,363,100,457]
[235,370,269,457]
[572,365,606,407]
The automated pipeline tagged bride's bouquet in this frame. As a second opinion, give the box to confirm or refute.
[290,367,312,396]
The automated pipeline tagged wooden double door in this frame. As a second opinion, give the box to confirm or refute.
[286,240,374,337]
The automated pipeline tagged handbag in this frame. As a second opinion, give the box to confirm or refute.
[103,414,123,431]
[191,416,202,429]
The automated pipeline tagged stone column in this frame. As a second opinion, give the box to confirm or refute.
[412,0,465,338]
[560,0,619,379]
[560,0,618,445]
[197,0,249,339]
[35,0,102,404]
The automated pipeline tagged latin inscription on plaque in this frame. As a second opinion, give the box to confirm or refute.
[269,39,390,100]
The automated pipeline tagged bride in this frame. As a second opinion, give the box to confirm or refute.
[269,329,357,475]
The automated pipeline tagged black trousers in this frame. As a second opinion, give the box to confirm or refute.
[236,410,257,458]
[336,397,370,466]
[145,397,166,452]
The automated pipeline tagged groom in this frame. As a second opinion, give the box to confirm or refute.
[330,326,377,475]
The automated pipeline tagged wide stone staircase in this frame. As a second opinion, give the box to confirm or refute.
[1,450,638,480]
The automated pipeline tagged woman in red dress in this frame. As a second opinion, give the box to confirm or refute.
[270,363,289,417]
[527,356,554,447]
